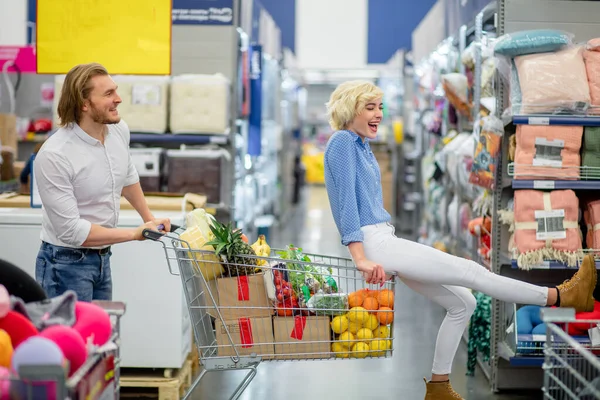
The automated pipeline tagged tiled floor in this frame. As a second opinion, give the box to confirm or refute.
[189,185,543,400]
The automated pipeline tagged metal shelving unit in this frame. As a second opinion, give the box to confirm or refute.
[489,0,600,392]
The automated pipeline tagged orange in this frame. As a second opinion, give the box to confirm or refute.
[377,307,394,326]
[377,289,394,308]
[363,297,379,312]
[348,291,366,308]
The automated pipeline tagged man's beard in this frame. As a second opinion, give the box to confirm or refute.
[90,103,120,124]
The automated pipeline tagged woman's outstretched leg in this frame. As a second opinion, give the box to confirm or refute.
[362,224,596,312]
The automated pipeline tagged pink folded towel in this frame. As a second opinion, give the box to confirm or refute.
[584,199,600,253]
[514,125,583,180]
[514,189,582,269]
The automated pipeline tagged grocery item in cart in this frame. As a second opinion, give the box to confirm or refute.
[179,226,224,281]
[216,273,273,319]
[273,316,331,360]
[0,329,12,368]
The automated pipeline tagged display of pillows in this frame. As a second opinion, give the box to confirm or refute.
[494,29,572,58]
[583,38,600,114]
[514,46,591,114]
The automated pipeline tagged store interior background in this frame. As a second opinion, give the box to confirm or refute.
[1,0,599,399]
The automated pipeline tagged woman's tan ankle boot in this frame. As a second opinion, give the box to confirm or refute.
[423,378,464,399]
[556,254,597,312]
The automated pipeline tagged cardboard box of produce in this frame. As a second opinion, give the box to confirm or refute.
[273,316,331,360]
[216,273,273,319]
[216,316,275,359]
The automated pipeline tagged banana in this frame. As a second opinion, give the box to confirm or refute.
[251,235,271,266]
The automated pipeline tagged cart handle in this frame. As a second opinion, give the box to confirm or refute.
[142,223,181,241]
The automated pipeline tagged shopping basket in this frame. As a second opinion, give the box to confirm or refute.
[143,225,397,400]
[1,300,125,400]
[541,307,600,399]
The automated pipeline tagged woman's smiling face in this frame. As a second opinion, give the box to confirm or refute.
[347,98,383,140]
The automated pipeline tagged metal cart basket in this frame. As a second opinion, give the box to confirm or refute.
[541,308,600,400]
[144,227,397,400]
[2,300,126,400]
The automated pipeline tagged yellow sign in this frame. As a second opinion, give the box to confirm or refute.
[37,0,172,75]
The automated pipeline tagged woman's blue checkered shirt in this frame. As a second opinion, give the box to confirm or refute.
[324,130,391,246]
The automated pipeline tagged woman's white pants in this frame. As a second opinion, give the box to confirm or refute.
[361,222,548,375]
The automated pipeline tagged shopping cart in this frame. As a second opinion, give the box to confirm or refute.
[541,307,600,399]
[2,300,126,400]
[143,225,397,400]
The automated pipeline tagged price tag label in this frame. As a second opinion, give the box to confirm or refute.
[533,137,564,167]
[533,181,555,189]
[535,209,566,240]
[528,117,550,125]
[210,136,228,144]
[533,261,551,269]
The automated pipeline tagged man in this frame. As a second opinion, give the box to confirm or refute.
[33,62,171,302]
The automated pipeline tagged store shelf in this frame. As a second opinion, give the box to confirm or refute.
[512,180,600,190]
[511,258,600,270]
[130,133,229,145]
[498,341,544,367]
[512,115,600,126]
[507,163,600,184]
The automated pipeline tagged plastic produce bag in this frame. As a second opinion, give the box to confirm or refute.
[180,209,223,281]
[469,116,504,189]
[185,208,217,240]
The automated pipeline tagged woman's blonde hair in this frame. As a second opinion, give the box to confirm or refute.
[57,63,109,127]
[326,80,384,131]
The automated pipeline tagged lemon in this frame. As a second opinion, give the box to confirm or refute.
[338,331,355,348]
[351,342,370,358]
[332,342,350,358]
[369,339,388,357]
[364,314,380,330]
[373,326,390,339]
[347,321,363,334]
[386,339,392,350]
[347,307,370,324]
[331,315,349,334]
[356,328,374,341]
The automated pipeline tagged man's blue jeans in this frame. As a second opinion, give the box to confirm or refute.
[35,241,112,302]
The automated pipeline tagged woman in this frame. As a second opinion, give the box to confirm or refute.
[323,80,597,400]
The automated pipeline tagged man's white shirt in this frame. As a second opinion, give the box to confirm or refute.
[34,120,139,248]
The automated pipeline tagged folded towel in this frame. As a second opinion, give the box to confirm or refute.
[585,199,600,252]
[514,190,582,269]
[514,125,583,180]
[582,127,600,179]
[584,38,600,114]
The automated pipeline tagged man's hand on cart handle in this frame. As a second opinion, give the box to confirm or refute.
[142,221,181,241]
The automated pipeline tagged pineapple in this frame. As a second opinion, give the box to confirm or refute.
[205,220,257,276]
